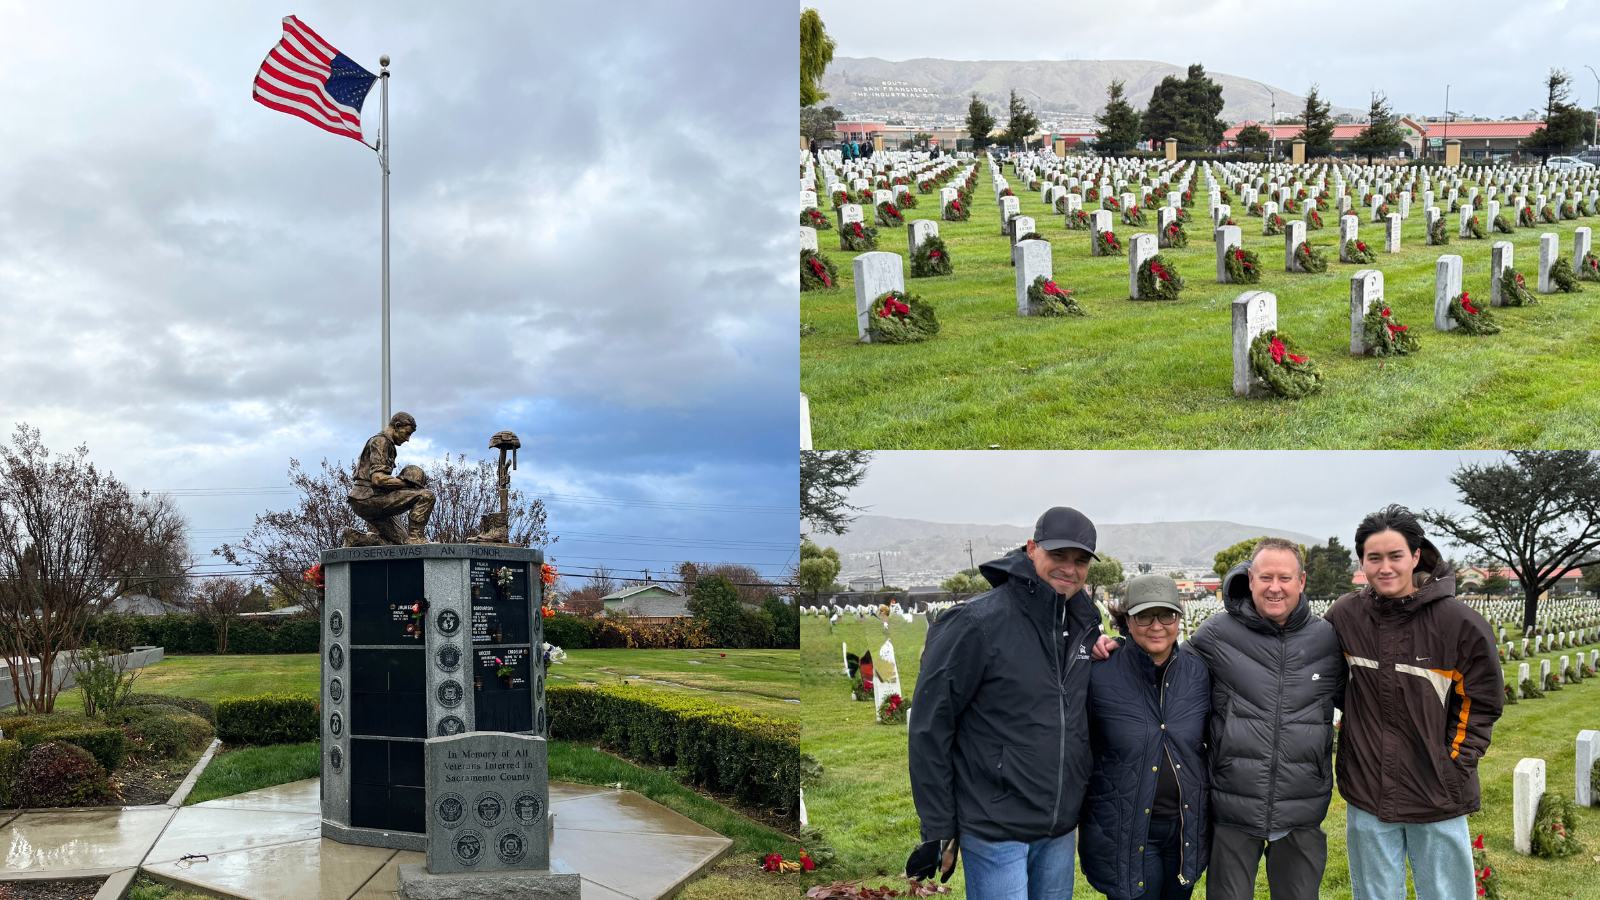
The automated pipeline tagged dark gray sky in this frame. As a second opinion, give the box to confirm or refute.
[0,2,799,580]
[807,0,1600,120]
[848,451,1508,550]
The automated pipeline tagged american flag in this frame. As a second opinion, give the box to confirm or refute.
[252,16,377,143]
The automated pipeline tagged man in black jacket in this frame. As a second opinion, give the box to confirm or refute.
[906,507,1116,899]
[1185,538,1346,900]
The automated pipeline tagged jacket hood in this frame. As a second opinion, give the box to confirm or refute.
[1366,537,1455,617]
[981,546,1046,591]
[1221,559,1311,634]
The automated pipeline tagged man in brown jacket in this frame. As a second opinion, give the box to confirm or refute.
[1324,505,1503,900]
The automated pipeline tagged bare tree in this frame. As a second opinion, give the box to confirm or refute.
[676,561,775,607]
[423,454,553,547]
[561,566,619,615]
[185,577,254,653]
[216,458,360,621]
[0,425,157,712]
[105,492,194,609]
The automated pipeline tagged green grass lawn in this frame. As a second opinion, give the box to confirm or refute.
[184,741,320,805]
[50,653,320,712]
[549,648,801,719]
[802,164,1600,448]
[801,613,1600,899]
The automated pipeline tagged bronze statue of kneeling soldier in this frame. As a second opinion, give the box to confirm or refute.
[343,411,437,547]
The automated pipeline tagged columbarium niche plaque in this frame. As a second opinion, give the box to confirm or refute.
[320,544,545,852]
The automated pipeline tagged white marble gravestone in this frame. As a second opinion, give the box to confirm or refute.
[1424,207,1442,245]
[1129,233,1157,300]
[1339,215,1360,262]
[1090,210,1114,257]
[1215,225,1242,282]
[1577,730,1600,808]
[1285,220,1306,272]
[1014,239,1053,316]
[872,640,902,716]
[1385,213,1401,253]
[908,219,938,256]
[1574,227,1592,272]
[1514,757,1545,855]
[801,190,818,211]
[1539,232,1559,293]
[800,227,817,254]
[838,203,864,248]
[1518,661,1531,698]
[1490,241,1514,306]
[1232,290,1277,398]
[1157,207,1177,247]
[1000,195,1021,234]
[853,252,904,343]
[1350,269,1383,355]
[1435,255,1463,332]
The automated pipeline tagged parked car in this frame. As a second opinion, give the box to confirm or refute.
[1546,156,1595,170]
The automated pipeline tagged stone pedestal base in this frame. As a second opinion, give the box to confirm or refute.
[398,861,580,900]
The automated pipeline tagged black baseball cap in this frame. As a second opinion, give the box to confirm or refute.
[1033,507,1099,558]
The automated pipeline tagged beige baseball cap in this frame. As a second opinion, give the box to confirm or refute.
[1124,574,1185,617]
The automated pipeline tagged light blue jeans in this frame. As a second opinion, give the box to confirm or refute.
[960,830,1076,900]
[1346,805,1474,900]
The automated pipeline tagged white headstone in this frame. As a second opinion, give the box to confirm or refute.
[801,190,818,211]
[1157,207,1177,246]
[1129,232,1157,300]
[872,640,902,715]
[1014,240,1053,316]
[801,393,811,452]
[800,226,818,254]
[853,252,905,343]
[1539,232,1560,293]
[1339,215,1360,262]
[1090,209,1114,256]
[1574,227,1592,272]
[908,219,939,255]
[1514,757,1546,855]
[1435,255,1463,332]
[1385,213,1402,253]
[1216,225,1242,282]
[1518,661,1531,698]
[1490,241,1514,307]
[1232,290,1277,397]
[1285,220,1306,272]
[1577,730,1600,808]
[1000,195,1021,234]
[1351,269,1383,355]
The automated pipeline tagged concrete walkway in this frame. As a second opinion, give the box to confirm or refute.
[5,778,732,900]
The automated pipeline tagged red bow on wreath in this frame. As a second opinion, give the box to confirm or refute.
[808,257,832,288]
[1387,323,1408,336]
[1269,337,1307,366]
[929,251,942,258]
[878,296,909,318]
[952,201,962,212]
[1461,292,1480,315]
[1042,281,1072,296]
[1151,263,1172,281]
[851,222,864,237]
[1356,241,1368,253]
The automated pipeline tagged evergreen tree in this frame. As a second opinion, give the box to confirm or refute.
[795,539,841,603]
[1140,74,1186,146]
[1235,123,1272,150]
[1296,84,1336,159]
[999,88,1041,149]
[1139,64,1227,148]
[1521,69,1589,160]
[799,9,835,108]
[1094,80,1143,154]
[1349,91,1406,163]
[1305,537,1354,600]
[965,93,997,151]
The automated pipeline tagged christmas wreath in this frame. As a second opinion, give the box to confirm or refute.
[1449,291,1500,335]
[1344,237,1377,264]
[1316,196,1330,210]
[1579,252,1600,282]
[1225,246,1261,283]
[850,671,870,701]
[1123,204,1147,226]
[1085,186,1100,202]
[801,249,838,291]
[1182,189,1194,207]
[1376,203,1391,219]
[876,201,905,227]
[1028,179,1041,191]
[1137,254,1185,301]
[1264,212,1285,236]
[1363,192,1374,206]
[942,198,970,222]
[1530,792,1581,857]
[1580,199,1592,216]
[917,179,935,194]
[1294,242,1328,274]
[1519,205,1537,227]
[1472,835,1503,900]
[1473,194,1485,209]
[1247,201,1263,217]
[1103,196,1121,212]
[1493,213,1514,234]
[1282,198,1298,214]
[841,220,879,251]
[1467,215,1486,239]
[1502,681,1518,705]
[1163,222,1188,249]
[1307,209,1324,230]
[998,186,1015,198]
[1094,229,1125,256]
[1054,195,1070,214]
[1014,228,1048,244]
[897,191,918,209]
[1541,205,1559,224]
[1249,330,1323,399]
[1066,209,1090,230]
[1500,268,1537,306]
[878,693,909,725]
[1428,217,1448,245]
[1550,257,1582,293]
[1362,304,1420,356]
[1521,676,1543,699]
[830,189,854,209]
[1450,197,1462,213]
[909,235,953,278]
[1219,188,1233,204]
[1028,276,1086,317]
[1562,201,1576,220]
[1174,207,1190,224]
[866,290,939,344]
[802,208,833,231]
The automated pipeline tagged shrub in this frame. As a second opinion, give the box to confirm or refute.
[14,741,109,808]
[125,694,216,725]
[127,714,191,759]
[73,642,139,717]
[543,612,598,650]
[547,684,798,817]
[217,693,319,745]
[5,720,128,772]
[0,740,21,806]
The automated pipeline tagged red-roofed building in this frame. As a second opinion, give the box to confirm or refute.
[1223,117,1432,158]
[1220,119,1549,161]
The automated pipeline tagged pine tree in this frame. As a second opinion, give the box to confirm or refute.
[1095,80,1143,154]
[1180,64,1228,148]
[965,93,997,151]
[1349,91,1406,163]
[1521,69,1588,160]
[1000,88,1041,150]
[1140,74,1186,146]
[1296,84,1336,159]
[1235,124,1271,150]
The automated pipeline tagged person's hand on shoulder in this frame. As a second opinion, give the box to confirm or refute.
[1091,634,1120,660]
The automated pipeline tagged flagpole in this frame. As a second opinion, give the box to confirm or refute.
[379,55,391,431]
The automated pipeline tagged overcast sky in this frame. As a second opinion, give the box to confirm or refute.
[0,2,798,581]
[807,0,1600,120]
[847,452,1510,551]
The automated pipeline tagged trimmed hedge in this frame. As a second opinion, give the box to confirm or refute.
[14,741,109,808]
[83,612,319,655]
[0,740,21,806]
[217,693,319,746]
[125,694,217,725]
[0,718,127,773]
[543,613,597,650]
[547,684,798,815]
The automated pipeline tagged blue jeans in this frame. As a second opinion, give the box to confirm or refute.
[960,830,1076,900]
[1346,805,1474,900]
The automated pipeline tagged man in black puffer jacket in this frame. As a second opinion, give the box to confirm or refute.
[907,507,1116,899]
[1185,538,1346,900]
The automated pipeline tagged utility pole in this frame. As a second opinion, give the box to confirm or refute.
[1443,85,1449,162]
[878,553,887,590]
[966,540,976,572]
[1585,66,1600,150]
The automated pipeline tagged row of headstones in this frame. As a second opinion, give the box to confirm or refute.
[1513,651,1597,696]
[802,157,968,216]
[1500,625,1600,657]
[1514,730,1600,854]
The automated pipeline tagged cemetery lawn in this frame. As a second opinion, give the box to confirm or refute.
[549,648,801,719]
[49,653,320,712]
[184,741,320,805]
[801,166,1600,448]
[801,615,1600,899]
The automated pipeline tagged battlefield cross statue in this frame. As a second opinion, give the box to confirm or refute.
[343,411,436,547]
[467,430,521,545]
